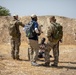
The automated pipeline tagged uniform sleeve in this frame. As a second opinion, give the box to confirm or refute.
[16,21,25,27]
[46,25,53,37]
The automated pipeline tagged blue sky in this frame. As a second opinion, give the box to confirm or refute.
[0,0,76,18]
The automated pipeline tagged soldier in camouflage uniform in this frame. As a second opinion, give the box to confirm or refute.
[9,15,25,60]
[44,16,63,67]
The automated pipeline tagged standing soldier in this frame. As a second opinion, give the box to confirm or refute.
[8,14,25,60]
[44,16,63,67]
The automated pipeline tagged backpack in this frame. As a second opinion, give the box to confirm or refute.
[24,21,34,38]
[52,23,63,40]
[8,21,17,37]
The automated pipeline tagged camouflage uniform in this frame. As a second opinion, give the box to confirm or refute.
[44,43,51,65]
[45,22,60,66]
[9,19,24,60]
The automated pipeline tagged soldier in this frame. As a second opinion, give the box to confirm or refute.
[28,14,41,66]
[44,16,63,67]
[38,38,46,58]
[8,14,25,60]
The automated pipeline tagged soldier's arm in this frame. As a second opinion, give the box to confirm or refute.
[46,27,52,37]
[59,24,63,43]
[17,21,25,27]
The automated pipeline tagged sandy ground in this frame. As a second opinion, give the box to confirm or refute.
[0,43,76,75]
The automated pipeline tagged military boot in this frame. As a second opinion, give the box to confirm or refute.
[51,64,58,67]
[11,51,15,59]
[41,62,50,67]
[12,55,15,59]
[15,55,20,60]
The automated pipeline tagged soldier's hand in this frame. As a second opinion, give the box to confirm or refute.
[59,39,62,43]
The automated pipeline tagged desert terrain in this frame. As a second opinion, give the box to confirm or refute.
[0,16,76,75]
[0,43,76,75]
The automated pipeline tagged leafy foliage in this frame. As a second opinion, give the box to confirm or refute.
[0,6,11,16]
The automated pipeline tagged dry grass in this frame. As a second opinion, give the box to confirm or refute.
[0,43,76,75]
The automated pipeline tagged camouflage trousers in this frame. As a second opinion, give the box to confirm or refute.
[10,37,21,59]
[45,42,59,65]
[28,39,39,63]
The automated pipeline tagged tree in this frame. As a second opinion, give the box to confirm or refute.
[0,6,11,16]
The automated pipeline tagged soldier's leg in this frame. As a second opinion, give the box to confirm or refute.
[15,37,21,60]
[16,45,19,59]
[11,39,15,59]
[52,43,59,66]
[43,44,51,66]
[44,50,51,66]
[57,42,59,56]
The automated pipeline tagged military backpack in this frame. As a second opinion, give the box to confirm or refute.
[52,23,63,40]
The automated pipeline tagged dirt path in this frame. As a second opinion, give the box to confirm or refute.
[0,43,76,75]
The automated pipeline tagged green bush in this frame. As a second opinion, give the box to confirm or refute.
[0,6,11,16]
